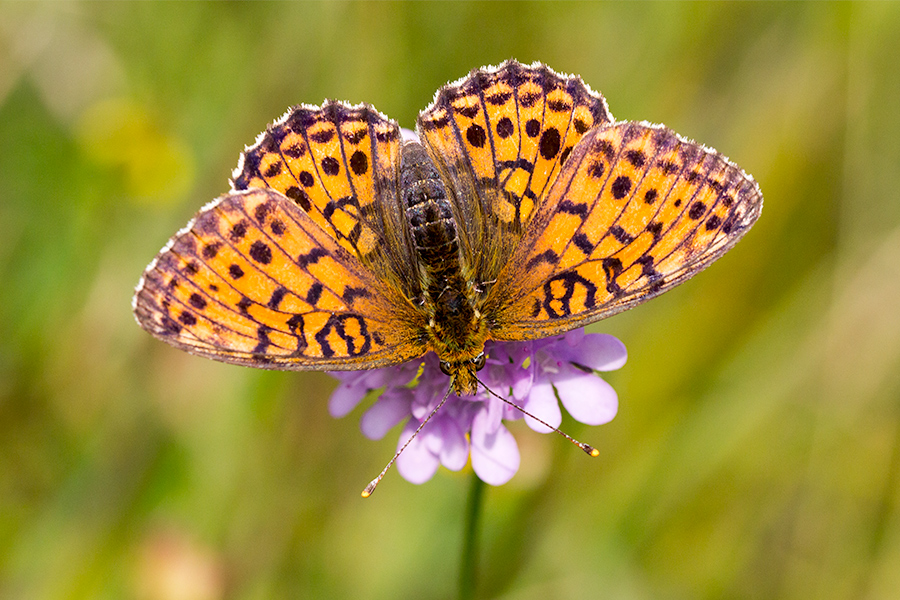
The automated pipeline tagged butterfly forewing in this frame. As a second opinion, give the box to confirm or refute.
[417,61,613,284]
[133,188,426,370]
[488,121,763,339]
[231,102,420,299]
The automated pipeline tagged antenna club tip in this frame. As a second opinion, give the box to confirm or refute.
[585,445,599,457]
[361,490,372,498]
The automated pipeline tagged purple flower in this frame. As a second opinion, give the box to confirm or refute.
[328,330,626,487]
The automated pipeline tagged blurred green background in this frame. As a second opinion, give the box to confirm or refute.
[2,2,900,599]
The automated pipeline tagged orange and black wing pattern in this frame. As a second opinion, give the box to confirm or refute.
[486,120,763,340]
[134,62,763,375]
[232,101,420,298]
[133,103,430,370]
[417,61,613,283]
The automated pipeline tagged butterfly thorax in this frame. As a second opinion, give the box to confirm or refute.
[401,142,488,395]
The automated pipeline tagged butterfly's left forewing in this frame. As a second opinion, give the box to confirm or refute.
[133,101,435,371]
[134,188,427,370]
[232,101,421,301]
[488,121,763,340]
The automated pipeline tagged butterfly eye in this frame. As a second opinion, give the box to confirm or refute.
[439,361,453,376]
[471,352,486,371]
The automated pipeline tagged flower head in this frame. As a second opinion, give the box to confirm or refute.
[328,330,626,487]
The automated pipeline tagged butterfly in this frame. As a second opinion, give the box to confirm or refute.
[133,60,762,396]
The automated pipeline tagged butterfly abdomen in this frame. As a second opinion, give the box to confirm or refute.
[400,142,488,387]
[401,143,464,296]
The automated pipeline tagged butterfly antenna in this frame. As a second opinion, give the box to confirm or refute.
[361,382,455,498]
[475,376,600,457]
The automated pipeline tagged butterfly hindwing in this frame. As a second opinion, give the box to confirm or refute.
[416,61,613,283]
[487,121,763,339]
[133,188,426,370]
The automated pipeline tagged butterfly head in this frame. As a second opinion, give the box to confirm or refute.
[439,351,486,396]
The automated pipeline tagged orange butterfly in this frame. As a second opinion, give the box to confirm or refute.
[134,60,762,396]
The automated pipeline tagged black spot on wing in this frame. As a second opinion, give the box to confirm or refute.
[230,221,248,241]
[486,91,512,105]
[611,176,632,200]
[253,325,271,354]
[466,124,487,148]
[297,247,327,269]
[609,225,634,245]
[601,257,624,296]
[264,161,282,178]
[689,201,706,220]
[539,128,561,159]
[572,232,594,254]
[496,117,514,138]
[202,243,221,259]
[558,200,588,217]
[349,150,369,175]
[321,157,340,176]
[343,286,371,305]
[625,150,646,167]
[526,249,559,270]
[268,287,287,309]
[249,240,272,264]
[310,129,335,143]
[306,282,323,305]
[189,293,207,310]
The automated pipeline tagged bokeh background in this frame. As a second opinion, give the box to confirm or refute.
[3,2,900,599]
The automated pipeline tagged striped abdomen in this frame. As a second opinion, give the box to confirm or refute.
[400,142,479,356]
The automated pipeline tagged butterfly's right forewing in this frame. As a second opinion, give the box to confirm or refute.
[417,61,613,285]
[488,121,763,340]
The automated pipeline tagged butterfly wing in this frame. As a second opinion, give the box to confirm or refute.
[134,103,429,370]
[485,121,763,339]
[416,60,612,284]
[134,188,427,370]
[232,101,421,299]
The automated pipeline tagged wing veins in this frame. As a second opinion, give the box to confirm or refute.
[146,259,289,351]
[631,163,741,276]
[227,199,390,324]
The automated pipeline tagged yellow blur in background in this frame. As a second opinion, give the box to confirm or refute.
[2,3,899,599]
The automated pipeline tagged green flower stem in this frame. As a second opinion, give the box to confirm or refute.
[459,473,486,600]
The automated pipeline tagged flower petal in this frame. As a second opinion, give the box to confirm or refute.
[328,380,368,417]
[328,363,419,418]
[395,421,440,484]
[523,380,562,433]
[470,408,520,485]
[360,388,413,440]
[400,128,420,143]
[437,417,469,471]
[560,333,627,371]
[556,370,618,425]
[482,392,504,433]
[332,331,625,488]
